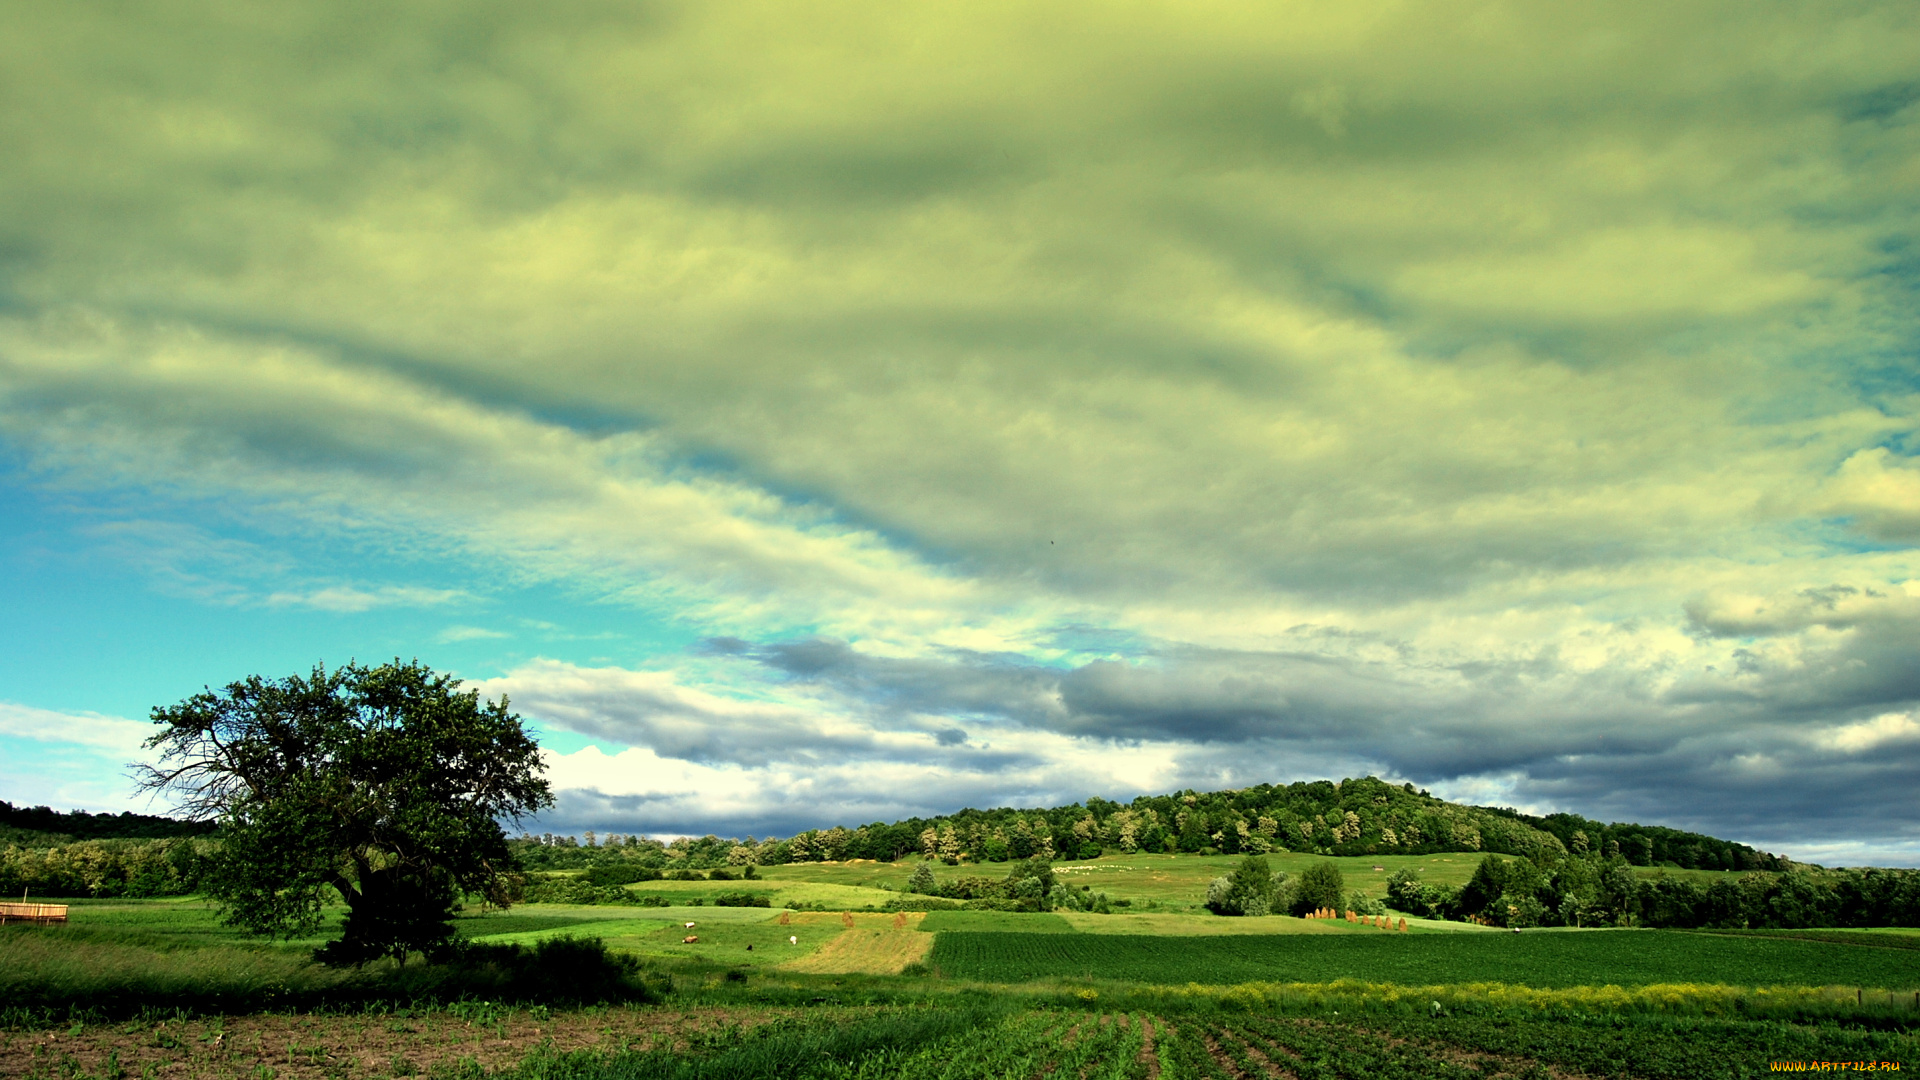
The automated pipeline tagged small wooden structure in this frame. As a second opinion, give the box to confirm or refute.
[0,902,68,925]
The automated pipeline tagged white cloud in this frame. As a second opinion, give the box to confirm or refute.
[4,0,1920,854]
[1814,711,1920,755]
[0,702,150,754]
[264,584,468,613]
[436,625,511,643]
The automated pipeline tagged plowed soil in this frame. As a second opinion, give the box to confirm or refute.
[0,1005,834,1079]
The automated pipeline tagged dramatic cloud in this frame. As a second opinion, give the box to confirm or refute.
[2,0,1918,861]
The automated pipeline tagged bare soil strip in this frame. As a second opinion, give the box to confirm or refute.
[1201,1030,1258,1080]
[0,1005,827,1080]
[1137,1016,1161,1080]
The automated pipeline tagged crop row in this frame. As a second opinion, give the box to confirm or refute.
[1160,1012,1920,1080]
[927,929,1920,988]
[492,1007,1160,1080]
[401,1001,1916,1080]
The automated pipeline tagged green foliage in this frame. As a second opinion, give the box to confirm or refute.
[1291,860,1345,915]
[1420,853,1920,930]
[1205,855,1278,916]
[1346,890,1387,916]
[906,862,936,895]
[0,837,210,899]
[399,936,651,1005]
[880,895,963,912]
[711,892,771,907]
[519,875,671,907]
[136,660,552,966]
[0,800,217,844]
[494,774,1784,881]
[586,864,664,887]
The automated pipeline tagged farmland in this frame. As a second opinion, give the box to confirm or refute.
[5,876,1918,1078]
[928,927,1920,988]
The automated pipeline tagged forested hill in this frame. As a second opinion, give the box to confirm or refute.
[513,775,1789,873]
[0,799,219,845]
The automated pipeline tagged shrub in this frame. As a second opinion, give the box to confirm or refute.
[708,868,737,881]
[1346,891,1386,916]
[398,935,651,1004]
[712,892,771,907]
[1292,861,1345,916]
[882,896,962,912]
[584,864,662,887]
[908,863,937,895]
[1208,855,1277,916]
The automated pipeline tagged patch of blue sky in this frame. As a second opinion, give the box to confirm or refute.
[0,740,145,814]
[0,465,704,722]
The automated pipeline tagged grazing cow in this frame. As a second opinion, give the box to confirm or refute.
[789,935,798,945]
[682,935,699,943]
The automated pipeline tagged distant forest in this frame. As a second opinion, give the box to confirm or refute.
[0,799,219,845]
[0,777,1809,905]
[509,776,1789,874]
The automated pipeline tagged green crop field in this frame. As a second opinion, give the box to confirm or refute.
[750,851,1749,912]
[5,864,1914,1080]
[928,929,1920,989]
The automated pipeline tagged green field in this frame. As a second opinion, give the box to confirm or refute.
[928,929,1920,988]
[746,851,1750,911]
[6,869,1916,1080]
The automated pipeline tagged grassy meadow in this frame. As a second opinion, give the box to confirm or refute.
[729,849,1750,911]
[5,856,1917,1079]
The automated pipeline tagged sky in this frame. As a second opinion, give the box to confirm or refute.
[2,1,1919,866]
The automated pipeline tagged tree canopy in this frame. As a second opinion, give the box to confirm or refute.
[135,660,551,965]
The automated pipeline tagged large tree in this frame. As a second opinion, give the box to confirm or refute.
[135,660,552,965]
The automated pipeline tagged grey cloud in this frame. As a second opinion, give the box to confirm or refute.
[487,671,879,768]
[714,633,1920,859]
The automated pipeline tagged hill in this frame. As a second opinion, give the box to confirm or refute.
[0,799,219,846]
[514,775,1787,873]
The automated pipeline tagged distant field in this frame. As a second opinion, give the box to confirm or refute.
[918,910,1077,933]
[928,929,1920,988]
[749,851,1748,911]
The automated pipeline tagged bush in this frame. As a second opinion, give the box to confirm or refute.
[584,864,662,887]
[1292,861,1345,915]
[882,896,962,912]
[520,875,668,907]
[398,935,651,1004]
[708,868,737,881]
[712,892,771,907]
[1207,855,1278,916]
[908,863,937,895]
[1346,891,1386,916]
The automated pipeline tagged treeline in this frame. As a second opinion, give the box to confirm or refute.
[1387,855,1919,929]
[0,799,219,845]
[1484,807,1786,872]
[508,776,1779,872]
[0,838,211,899]
[509,776,1576,869]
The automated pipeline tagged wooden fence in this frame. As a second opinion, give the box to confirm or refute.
[0,902,68,925]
